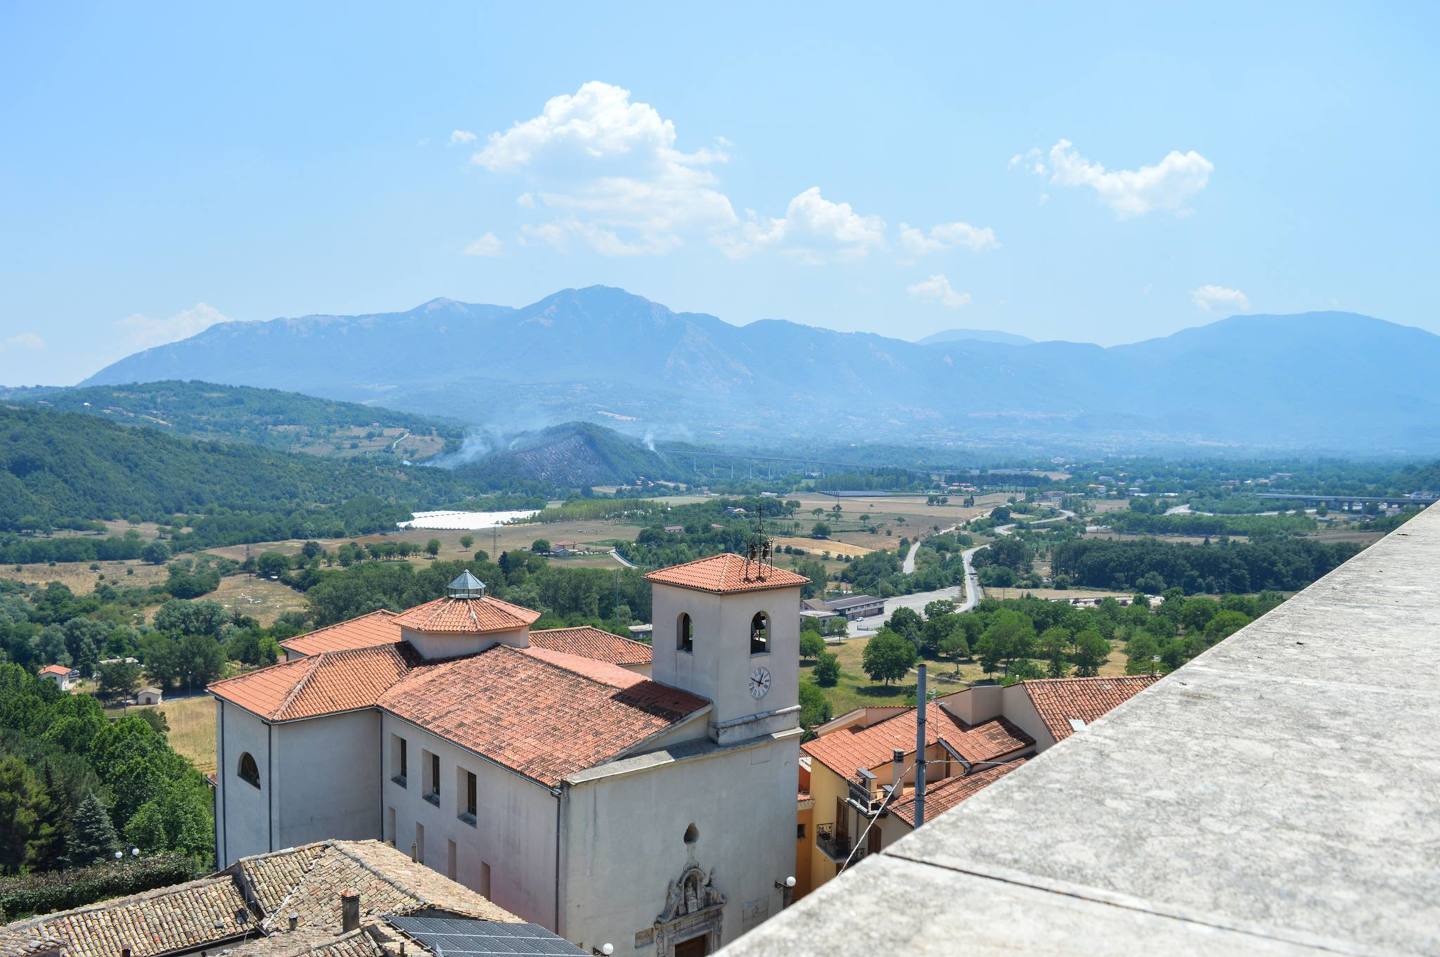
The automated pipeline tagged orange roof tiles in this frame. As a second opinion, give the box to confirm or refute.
[519,647,646,688]
[39,665,72,676]
[209,644,418,721]
[393,595,541,634]
[1022,675,1160,743]
[645,552,809,595]
[802,702,1032,777]
[528,626,652,666]
[889,759,1028,828]
[279,611,402,657]
[379,646,708,786]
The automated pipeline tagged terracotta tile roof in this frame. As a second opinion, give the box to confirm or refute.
[379,646,709,786]
[802,702,1032,778]
[38,665,72,677]
[0,841,518,957]
[889,759,1029,828]
[1022,675,1161,744]
[247,841,514,933]
[518,647,646,688]
[279,611,401,657]
[392,596,540,634]
[528,626,652,666]
[0,875,254,957]
[645,552,809,594]
[209,644,419,722]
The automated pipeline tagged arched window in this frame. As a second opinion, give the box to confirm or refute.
[750,612,770,655]
[683,823,699,845]
[677,613,694,654]
[238,752,261,789]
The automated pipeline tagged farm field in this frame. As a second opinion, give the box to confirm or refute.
[771,535,873,560]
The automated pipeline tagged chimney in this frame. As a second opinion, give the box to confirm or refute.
[122,948,131,957]
[340,890,360,933]
[287,914,299,932]
[890,748,905,803]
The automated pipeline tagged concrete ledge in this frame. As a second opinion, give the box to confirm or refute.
[724,504,1440,956]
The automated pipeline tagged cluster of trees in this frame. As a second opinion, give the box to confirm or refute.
[305,556,653,637]
[0,665,213,876]
[1107,503,1316,537]
[620,498,801,568]
[1051,537,1361,594]
[841,587,1287,690]
[0,575,296,691]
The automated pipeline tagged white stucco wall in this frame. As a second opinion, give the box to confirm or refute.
[558,731,802,956]
[402,626,528,660]
[650,584,801,734]
[380,713,560,927]
[215,699,272,866]
[273,711,382,848]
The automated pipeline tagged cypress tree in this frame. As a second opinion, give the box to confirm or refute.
[28,762,71,869]
[65,793,119,867]
[0,756,39,875]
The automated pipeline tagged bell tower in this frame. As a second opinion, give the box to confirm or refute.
[646,550,808,745]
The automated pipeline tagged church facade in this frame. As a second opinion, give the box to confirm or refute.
[209,554,806,957]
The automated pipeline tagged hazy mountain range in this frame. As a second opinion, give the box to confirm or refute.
[83,286,1440,454]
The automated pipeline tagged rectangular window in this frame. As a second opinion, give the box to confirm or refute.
[391,735,408,786]
[456,766,477,824]
[796,823,806,840]
[422,749,440,805]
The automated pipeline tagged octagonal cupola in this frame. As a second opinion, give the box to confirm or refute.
[393,569,541,659]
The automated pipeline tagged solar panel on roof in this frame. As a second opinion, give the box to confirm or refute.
[385,916,585,956]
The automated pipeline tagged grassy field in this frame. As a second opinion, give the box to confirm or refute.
[0,559,170,594]
[802,633,1130,714]
[109,695,218,776]
[208,574,309,625]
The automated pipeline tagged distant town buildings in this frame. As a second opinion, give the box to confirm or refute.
[795,676,1159,897]
[209,556,809,956]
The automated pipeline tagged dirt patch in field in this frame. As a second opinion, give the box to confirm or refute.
[209,575,309,626]
[773,536,874,560]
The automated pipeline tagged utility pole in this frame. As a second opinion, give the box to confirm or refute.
[914,664,928,828]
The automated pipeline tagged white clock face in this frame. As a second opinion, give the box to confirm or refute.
[748,665,772,699]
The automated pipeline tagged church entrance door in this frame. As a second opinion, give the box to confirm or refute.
[674,936,709,957]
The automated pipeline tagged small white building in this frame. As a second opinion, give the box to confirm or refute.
[38,665,78,691]
[211,557,808,956]
[136,686,164,705]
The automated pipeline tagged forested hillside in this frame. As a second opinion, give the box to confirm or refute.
[1,381,463,462]
[0,406,482,535]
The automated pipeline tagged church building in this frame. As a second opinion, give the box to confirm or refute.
[208,553,806,957]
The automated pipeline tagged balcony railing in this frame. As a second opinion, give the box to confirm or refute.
[815,823,854,863]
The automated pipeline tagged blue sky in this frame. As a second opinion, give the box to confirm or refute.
[1,2,1436,384]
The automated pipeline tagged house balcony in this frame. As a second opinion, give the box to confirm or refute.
[815,823,855,863]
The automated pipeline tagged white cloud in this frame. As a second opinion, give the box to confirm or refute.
[899,221,999,257]
[1025,139,1213,217]
[907,274,972,309]
[0,332,44,353]
[1191,284,1251,313]
[449,129,477,145]
[470,81,736,256]
[726,187,886,263]
[463,233,503,257]
[118,303,231,350]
